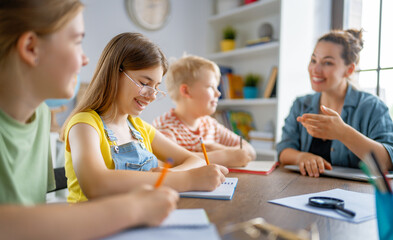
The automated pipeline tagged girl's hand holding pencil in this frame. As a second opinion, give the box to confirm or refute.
[132,184,179,226]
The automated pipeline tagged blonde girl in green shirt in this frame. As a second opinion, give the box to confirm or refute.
[0,0,178,239]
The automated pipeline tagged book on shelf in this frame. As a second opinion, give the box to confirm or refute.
[219,65,233,75]
[227,110,256,140]
[213,110,231,131]
[213,110,256,140]
[227,73,244,99]
[218,65,233,100]
[264,66,277,98]
[245,36,272,47]
[218,65,245,100]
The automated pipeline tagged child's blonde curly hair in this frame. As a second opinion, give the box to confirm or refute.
[165,54,221,102]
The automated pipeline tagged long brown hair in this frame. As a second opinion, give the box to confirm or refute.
[61,32,168,140]
[0,0,84,66]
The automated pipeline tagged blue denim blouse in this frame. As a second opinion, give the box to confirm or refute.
[277,84,393,168]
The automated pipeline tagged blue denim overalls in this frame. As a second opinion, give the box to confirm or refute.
[101,117,158,171]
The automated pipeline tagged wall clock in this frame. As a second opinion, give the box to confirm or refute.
[125,0,171,31]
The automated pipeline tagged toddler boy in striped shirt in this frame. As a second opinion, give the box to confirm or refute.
[153,55,256,167]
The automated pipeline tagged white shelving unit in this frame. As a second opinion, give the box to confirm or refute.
[208,0,317,161]
[255,148,276,157]
[209,0,280,26]
[207,41,280,61]
[209,0,281,160]
[217,98,277,107]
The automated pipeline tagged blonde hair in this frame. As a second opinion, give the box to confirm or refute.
[0,0,84,66]
[165,55,220,101]
[61,32,168,140]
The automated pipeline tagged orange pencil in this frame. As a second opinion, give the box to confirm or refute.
[199,137,210,165]
[154,158,173,188]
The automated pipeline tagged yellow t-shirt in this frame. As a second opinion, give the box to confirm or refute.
[64,110,156,203]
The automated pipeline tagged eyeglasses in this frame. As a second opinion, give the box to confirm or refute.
[122,71,166,99]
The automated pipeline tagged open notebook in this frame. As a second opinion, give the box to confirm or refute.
[229,160,279,175]
[104,209,220,240]
[284,165,393,182]
[179,177,238,200]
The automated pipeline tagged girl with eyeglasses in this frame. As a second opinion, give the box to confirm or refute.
[62,32,228,203]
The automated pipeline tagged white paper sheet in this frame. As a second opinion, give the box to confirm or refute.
[161,209,209,227]
[104,209,220,240]
[269,188,375,223]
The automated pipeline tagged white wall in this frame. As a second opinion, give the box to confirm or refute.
[80,0,213,123]
[276,0,331,140]
[77,0,331,129]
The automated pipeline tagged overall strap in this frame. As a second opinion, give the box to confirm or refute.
[127,118,144,141]
[127,118,146,149]
[99,116,118,142]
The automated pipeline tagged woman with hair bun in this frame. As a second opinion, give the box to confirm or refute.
[277,29,393,177]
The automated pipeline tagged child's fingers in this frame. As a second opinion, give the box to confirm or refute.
[218,165,229,175]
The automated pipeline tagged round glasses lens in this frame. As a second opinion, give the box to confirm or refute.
[140,86,165,99]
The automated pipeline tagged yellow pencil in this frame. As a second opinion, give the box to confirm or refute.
[199,137,210,165]
[154,158,173,188]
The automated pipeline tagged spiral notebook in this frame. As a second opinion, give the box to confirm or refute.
[179,177,238,200]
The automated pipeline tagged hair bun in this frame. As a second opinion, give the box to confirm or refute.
[346,29,364,49]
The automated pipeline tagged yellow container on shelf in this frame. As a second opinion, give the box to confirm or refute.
[220,39,235,52]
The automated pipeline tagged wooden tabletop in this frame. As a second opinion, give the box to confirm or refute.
[178,166,378,240]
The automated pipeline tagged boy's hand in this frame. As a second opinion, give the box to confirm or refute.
[187,164,228,191]
[225,149,252,167]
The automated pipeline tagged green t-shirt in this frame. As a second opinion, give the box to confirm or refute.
[0,103,55,205]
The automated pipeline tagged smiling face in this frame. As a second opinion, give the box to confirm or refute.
[187,68,221,117]
[37,11,88,100]
[116,65,164,116]
[308,41,353,94]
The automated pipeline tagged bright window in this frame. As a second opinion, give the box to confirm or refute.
[345,0,393,116]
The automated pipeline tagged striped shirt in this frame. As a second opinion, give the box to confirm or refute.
[153,109,240,152]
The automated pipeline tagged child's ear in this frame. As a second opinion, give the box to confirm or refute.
[179,84,191,98]
[17,31,40,67]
